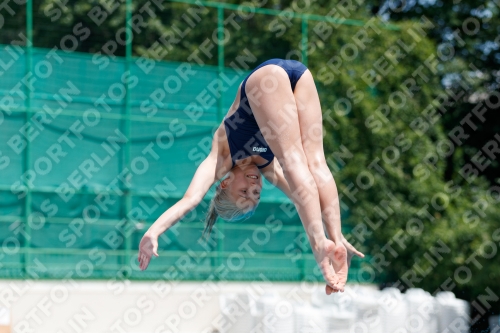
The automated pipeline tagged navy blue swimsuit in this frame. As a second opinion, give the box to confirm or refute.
[224,59,308,169]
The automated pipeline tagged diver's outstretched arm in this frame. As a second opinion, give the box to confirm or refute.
[138,127,229,270]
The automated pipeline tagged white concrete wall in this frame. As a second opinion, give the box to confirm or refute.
[0,279,346,333]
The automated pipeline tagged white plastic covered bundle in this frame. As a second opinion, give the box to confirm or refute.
[379,287,409,333]
[255,292,296,333]
[405,288,438,333]
[219,293,259,333]
[436,291,470,333]
[352,286,383,333]
[295,304,329,333]
[217,287,472,333]
[328,310,356,333]
[310,284,358,332]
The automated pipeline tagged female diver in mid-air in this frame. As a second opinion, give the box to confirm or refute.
[138,58,364,294]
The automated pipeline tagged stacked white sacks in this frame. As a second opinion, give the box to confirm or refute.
[256,293,296,333]
[310,286,357,333]
[328,310,356,333]
[351,286,383,333]
[295,304,329,333]
[436,291,470,333]
[405,288,438,333]
[380,287,409,333]
[218,287,471,333]
[218,293,259,333]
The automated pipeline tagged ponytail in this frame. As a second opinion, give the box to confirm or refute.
[203,186,220,238]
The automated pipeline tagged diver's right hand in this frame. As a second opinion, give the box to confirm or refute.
[312,238,348,294]
[138,232,159,271]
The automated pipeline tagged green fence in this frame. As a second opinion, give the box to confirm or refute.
[0,0,398,282]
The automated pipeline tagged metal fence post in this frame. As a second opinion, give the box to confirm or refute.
[217,6,225,123]
[124,0,133,275]
[215,5,225,277]
[23,0,33,277]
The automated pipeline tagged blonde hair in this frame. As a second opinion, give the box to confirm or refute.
[203,184,257,238]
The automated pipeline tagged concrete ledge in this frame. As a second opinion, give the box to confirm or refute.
[1,279,364,333]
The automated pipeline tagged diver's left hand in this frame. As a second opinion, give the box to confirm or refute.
[325,236,364,295]
[341,235,365,267]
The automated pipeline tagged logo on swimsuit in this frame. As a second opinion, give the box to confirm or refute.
[253,147,267,152]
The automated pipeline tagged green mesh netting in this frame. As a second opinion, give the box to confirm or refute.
[0,45,367,283]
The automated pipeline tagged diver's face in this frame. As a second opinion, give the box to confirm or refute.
[221,164,262,211]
